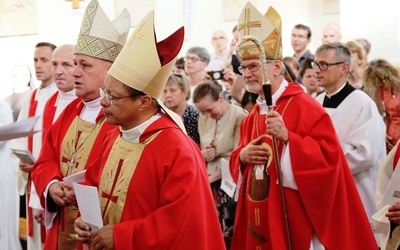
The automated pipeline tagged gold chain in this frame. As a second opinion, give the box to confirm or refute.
[66,117,100,176]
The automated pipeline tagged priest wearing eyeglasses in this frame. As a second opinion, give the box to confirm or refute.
[73,11,225,250]
[229,2,378,250]
[315,42,386,247]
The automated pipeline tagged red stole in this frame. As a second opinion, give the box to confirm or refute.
[42,92,58,140]
[27,89,38,152]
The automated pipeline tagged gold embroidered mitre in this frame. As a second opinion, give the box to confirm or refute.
[76,0,131,62]
[108,11,187,133]
[237,2,282,61]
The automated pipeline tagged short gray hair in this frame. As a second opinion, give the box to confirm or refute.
[315,42,352,66]
[187,47,210,64]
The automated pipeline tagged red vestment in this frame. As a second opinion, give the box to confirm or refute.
[84,115,225,250]
[31,98,116,250]
[230,83,377,249]
[42,91,58,137]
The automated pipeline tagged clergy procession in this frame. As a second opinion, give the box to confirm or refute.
[2,0,400,249]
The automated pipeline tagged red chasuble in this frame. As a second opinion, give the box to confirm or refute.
[230,83,378,249]
[31,98,117,250]
[84,115,225,250]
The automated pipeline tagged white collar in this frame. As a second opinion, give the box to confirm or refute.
[120,113,162,143]
[256,79,288,114]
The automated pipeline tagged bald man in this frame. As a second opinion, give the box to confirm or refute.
[322,23,342,44]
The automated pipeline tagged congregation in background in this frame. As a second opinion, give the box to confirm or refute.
[2,0,400,249]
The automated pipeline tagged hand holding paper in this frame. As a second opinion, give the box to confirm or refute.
[73,182,103,231]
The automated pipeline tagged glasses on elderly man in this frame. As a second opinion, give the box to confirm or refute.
[99,88,132,105]
[311,61,344,71]
[238,63,261,74]
[185,56,202,63]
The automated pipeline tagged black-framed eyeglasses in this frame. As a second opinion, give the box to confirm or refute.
[99,88,132,105]
[312,61,345,71]
[185,56,202,63]
[172,73,183,78]
[238,63,261,74]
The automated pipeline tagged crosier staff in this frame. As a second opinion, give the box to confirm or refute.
[236,35,292,250]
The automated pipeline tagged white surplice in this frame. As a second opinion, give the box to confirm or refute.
[317,87,386,245]
[0,99,22,250]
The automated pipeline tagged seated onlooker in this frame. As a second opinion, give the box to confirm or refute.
[162,74,200,145]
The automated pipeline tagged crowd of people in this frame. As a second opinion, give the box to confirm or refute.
[1,0,400,249]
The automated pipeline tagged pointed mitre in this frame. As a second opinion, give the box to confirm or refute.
[108,11,186,133]
[108,11,184,99]
[236,2,282,61]
[76,0,131,62]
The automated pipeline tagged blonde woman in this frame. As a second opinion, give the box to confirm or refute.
[364,58,400,152]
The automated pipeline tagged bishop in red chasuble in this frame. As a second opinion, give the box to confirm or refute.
[229,2,377,249]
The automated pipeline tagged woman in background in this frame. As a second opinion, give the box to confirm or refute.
[300,58,325,98]
[363,58,400,153]
[162,74,200,145]
[193,81,246,249]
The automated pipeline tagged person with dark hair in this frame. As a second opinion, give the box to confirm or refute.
[73,11,225,249]
[291,24,314,72]
[193,80,246,249]
[241,90,258,113]
[13,41,57,250]
[314,42,386,246]
[31,1,131,248]
[172,57,186,75]
[299,57,324,97]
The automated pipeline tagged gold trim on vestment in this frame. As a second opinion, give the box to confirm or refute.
[99,131,162,225]
[60,117,104,177]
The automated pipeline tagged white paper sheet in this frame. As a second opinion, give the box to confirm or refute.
[11,148,35,164]
[220,158,236,198]
[73,182,103,231]
[63,170,86,184]
[0,116,40,141]
[382,160,400,206]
